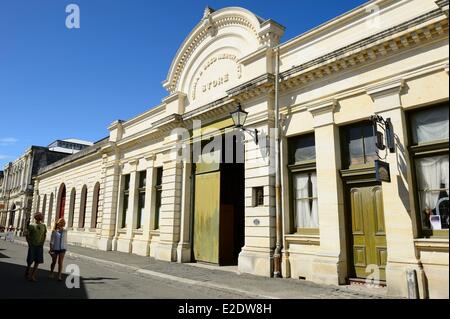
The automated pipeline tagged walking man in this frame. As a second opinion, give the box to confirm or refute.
[25,212,47,282]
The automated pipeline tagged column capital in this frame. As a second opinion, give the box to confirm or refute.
[145,154,156,162]
[306,99,337,128]
[366,78,405,97]
[366,78,405,113]
[128,159,139,170]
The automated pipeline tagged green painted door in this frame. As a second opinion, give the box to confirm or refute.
[193,171,220,264]
[350,185,387,281]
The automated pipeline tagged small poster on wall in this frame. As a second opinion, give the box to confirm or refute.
[375,160,391,183]
[430,215,442,230]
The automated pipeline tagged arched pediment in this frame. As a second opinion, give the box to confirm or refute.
[163,7,284,107]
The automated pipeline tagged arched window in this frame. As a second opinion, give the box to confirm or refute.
[47,193,54,226]
[42,194,47,220]
[79,185,87,228]
[91,182,100,229]
[57,184,66,219]
[68,188,76,228]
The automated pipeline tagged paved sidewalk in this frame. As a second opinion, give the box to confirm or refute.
[11,237,391,299]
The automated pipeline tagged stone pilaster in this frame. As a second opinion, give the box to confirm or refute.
[308,99,348,285]
[131,155,156,256]
[366,79,425,298]
[238,122,275,277]
[155,149,183,262]
[98,154,121,251]
[116,160,138,253]
[31,180,39,215]
[176,161,193,262]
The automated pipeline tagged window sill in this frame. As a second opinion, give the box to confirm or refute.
[133,229,143,235]
[117,229,127,234]
[150,229,160,236]
[414,238,449,252]
[295,228,319,236]
[285,233,320,246]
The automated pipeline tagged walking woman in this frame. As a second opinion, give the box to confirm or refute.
[49,218,67,281]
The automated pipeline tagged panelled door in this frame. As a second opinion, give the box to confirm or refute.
[193,171,220,264]
[350,185,387,281]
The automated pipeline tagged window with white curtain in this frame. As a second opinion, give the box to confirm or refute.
[410,104,449,236]
[288,133,318,233]
[415,155,449,230]
[293,172,318,229]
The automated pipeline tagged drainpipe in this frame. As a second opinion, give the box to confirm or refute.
[273,47,283,278]
[188,153,196,261]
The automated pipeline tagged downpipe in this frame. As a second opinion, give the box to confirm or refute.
[272,47,283,278]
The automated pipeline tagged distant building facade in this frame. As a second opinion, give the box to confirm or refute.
[0,172,4,215]
[32,0,449,298]
[0,140,92,234]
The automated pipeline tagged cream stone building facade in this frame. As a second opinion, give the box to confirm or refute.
[32,0,448,298]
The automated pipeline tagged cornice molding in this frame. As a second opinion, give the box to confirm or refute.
[279,9,448,92]
[435,0,449,16]
[162,92,187,104]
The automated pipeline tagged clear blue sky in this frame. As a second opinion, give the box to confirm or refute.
[0,0,367,168]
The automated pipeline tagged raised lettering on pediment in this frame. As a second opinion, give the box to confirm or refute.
[191,53,242,102]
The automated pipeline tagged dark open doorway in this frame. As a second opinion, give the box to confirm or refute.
[219,132,245,265]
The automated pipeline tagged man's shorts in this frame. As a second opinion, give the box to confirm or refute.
[27,245,44,265]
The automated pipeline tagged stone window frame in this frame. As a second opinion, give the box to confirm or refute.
[121,174,131,229]
[407,103,449,239]
[154,167,163,231]
[135,171,146,230]
[287,133,319,235]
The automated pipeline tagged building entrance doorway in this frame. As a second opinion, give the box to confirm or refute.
[57,184,66,219]
[347,183,387,282]
[193,130,245,266]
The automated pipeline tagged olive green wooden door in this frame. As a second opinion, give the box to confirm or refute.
[350,185,387,281]
[193,171,220,264]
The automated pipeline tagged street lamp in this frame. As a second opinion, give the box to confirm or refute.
[230,103,259,144]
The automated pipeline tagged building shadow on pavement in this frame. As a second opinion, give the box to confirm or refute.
[0,261,91,299]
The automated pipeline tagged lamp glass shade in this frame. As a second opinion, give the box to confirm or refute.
[230,105,248,128]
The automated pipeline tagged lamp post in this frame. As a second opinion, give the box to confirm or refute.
[230,103,259,144]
